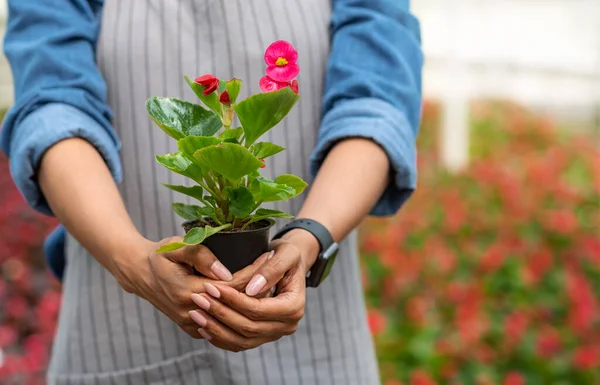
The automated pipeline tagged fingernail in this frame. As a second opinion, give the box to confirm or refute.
[269,285,277,296]
[267,250,275,260]
[191,293,210,311]
[198,328,212,341]
[204,282,221,298]
[211,260,233,281]
[246,274,267,296]
[189,310,207,327]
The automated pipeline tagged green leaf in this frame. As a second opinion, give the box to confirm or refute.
[204,196,217,206]
[156,242,187,253]
[274,174,307,198]
[184,75,221,114]
[226,186,255,218]
[172,203,214,220]
[156,152,191,172]
[177,136,222,157]
[225,79,242,104]
[219,127,243,140]
[156,223,231,253]
[250,176,295,202]
[233,87,299,145]
[156,152,203,182]
[193,143,263,181]
[147,97,222,140]
[251,208,294,221]
[218,80,227,93]
[183,224,231,245]
[252,142,285,158]
[162,184,204,201]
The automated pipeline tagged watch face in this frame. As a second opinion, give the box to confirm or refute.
[319,249,338,284]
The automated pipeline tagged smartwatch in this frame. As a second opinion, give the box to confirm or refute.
[272,218,339,288]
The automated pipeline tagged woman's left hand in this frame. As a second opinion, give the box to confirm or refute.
[189,234,317,351]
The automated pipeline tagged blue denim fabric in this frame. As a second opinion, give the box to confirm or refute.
[1,0,422,279]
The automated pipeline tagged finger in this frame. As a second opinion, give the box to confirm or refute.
[208,280,305,322]
[245,245,298,296]
[221,250,273,291]
[165,242,232,281]
[190,309,274,352]
[187,251,273,299]
[191,293,289,338]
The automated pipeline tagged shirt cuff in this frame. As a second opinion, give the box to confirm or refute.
[7,103,122,215]
[309,98,417,216]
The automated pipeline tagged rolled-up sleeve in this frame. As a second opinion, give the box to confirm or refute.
[1,0,121,215]
[310,0,423,216]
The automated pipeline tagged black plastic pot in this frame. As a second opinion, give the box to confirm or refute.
[182,219,275,273]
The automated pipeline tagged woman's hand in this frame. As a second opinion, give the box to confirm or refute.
[189,231,318,351]
[113,236,269,339]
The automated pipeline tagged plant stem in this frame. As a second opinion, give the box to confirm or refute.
[251,200,263,212]
[241,218,256,231]
[203,174,222,200]
[196,194,213,208]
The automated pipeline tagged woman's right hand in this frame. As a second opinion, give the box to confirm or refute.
[112,236,268,339]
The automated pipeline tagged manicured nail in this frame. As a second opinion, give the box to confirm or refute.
[267,250,275,260]
[211,260,233,281]
[269,285,277,296]
[189,310,207,327]
[204,282,221,298]
[198,328,212,341]
[191,293,210,311]
[246,274,267,296]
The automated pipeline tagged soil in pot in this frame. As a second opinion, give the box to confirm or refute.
[183,218,275,274]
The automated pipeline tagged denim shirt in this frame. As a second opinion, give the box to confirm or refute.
[1,0,422,279]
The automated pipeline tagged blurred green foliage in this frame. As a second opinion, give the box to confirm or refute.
[362,100,600,385]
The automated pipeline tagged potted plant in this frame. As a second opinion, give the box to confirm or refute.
[146,40,306,273]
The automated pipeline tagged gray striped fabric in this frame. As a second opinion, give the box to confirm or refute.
[47,1,380,384]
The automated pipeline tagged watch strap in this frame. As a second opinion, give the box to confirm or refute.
[272,218,338,287]
[273,218,334,252]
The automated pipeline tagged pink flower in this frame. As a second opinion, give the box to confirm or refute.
[194,74,220,95]
[264,40,299,82]
[290,79,299,94]
[259,77,300,94]
[259,76,289,93]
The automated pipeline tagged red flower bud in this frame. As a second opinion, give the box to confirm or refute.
[220,90,231,106]
[290,79,299,94]
[194,74,220,96]
[259,158,266,168]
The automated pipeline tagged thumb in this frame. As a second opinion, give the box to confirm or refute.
[160,237,232,281]
[245,243,299,297]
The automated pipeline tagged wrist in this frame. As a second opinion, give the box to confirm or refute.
[282,228,320,273]
[108,234,154,292]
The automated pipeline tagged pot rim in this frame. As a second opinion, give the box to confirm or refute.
[182,218,276,234]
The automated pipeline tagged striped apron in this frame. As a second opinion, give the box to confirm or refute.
[47,1,380,384]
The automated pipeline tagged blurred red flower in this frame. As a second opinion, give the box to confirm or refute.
[503,371,526,385]
[536,326,562,358]
[504,311,528,346]
[410,370,437,385]
[367,309,387,336]
[573,346,598,370]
